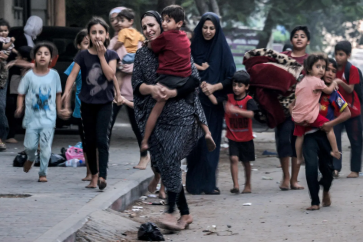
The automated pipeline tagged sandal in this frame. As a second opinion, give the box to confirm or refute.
[38,176,47,182]
[0,142,6,151]
[98,178,107,190]
[230,188,240,194]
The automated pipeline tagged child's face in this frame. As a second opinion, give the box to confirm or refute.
[324,63,337,84]
[233,82,248,96]
[77,36,89,50]
[162,15,183,32]
[89,24,109,48]
[35,47,51,67]
[291,30,310,50]
[118,17,133,29]
[0,25,9,38]
[335,50,350,67]
[309,59,326,78]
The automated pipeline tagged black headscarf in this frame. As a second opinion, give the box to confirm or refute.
[191,12,236,87]
[141,11,163,34]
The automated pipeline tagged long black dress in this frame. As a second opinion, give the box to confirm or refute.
[132,46,207,193]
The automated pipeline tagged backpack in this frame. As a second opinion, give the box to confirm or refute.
[344,61,363,106]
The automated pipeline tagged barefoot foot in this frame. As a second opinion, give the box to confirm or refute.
[322,191,331,207]
[279,179,290,191]
[38,176,47,182]
[347,172,359,178]
[205,133,216,152]
[148,176,160,193]
[159,213,182,231]
[86,174,98,188]
[291,182,304,190]
[158,189,166,199]
[133,153,150,170]
[82,174,92,181]
[178,215,193,229]
[330,151,341,160]
[306,205,320,210]
[241,185,251,194]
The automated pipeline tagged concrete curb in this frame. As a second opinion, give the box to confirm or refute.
[33,168,153,242]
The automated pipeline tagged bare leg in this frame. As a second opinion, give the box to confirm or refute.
[133,153,150,170]
[82,153,92,181]
[200,123,216,152]
[159,182,166,199]
[295,136,304,165]
[279,157,290,190]
[148,167,161,193]
[141,101,166,152]
[229,156,239,193]
[326,128,341,160]
[242,161,252,193]
[85,173,98,188]
[291,157,304,189]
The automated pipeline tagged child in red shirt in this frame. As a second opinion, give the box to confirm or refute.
[225,71,258,194]
[141,5,215,153]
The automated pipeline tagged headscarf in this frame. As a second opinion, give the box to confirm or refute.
[109,7,125,17]
[191,12,235,86]
[141,11,163,34]
[24,16,43,47]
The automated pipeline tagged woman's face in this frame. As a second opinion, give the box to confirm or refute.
[142,16,161,42]
[110,13,120,32]
[324,63,337,84]
[202,20,216,41]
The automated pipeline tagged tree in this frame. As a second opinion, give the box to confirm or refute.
[157,0,176,13]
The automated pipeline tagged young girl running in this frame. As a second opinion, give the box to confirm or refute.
[15,42,62,182]
[64,29,92,181]
[292,53,341,164]
[62,17,121,190]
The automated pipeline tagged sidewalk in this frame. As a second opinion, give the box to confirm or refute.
[0,119,153,242]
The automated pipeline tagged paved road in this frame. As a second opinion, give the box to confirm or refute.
[125,132,363,242]
[0,113,145,242]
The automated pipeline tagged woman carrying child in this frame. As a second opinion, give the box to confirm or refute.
[62,17,121,190]
[291,54,341,165]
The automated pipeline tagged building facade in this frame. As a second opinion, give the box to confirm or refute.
[0,0,65,27]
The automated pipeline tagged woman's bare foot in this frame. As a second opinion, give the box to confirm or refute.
[322,191,331,207]
[279,179,290,191]
[82,174,92,181]
[205,133,216,152]
[158,188,166,199]
[133,153,150,170]
[38,176,47,182]
[5,138,18,143]
[159,213,182,231]
[148,175,160,193]
[291,182,304,190]
[330,151,341,160]
[306,205,320,210]
[140,140,149,153]
[178,215,193,229]
[86,174,98,188]
[333,170,339,179]
[98,177,107,190]
[347,172,359,178]
[23,160,34,173]
[241,185,251,194]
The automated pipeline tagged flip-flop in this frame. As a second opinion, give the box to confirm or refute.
[85,186,97,189]
[230,188,240,194]
[98,179,107,190]
[205,189,220,195]
[306,205,320,211]
[291,186,304,190]
[279,186,289,191]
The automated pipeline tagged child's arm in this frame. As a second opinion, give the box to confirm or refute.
[56,93,62,114]
[96,42,117,81]
[195,62,209,71]
[6,59,34,69]
[225,103,254,118]
[113,41,124,51]
[335,78,354,94]
[321,81,337,94]
[208,94,218,105]
[15,95,24,118]
[112,75,122,105]
[2,37,15,50]
[62,63,80,110]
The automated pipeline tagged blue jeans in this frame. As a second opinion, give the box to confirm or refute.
[24,128,54,177]
[333,116,362,173]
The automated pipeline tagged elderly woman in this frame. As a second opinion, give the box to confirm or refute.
[107,7,149,169]
[133,10,207,230]
[186,12,236,195]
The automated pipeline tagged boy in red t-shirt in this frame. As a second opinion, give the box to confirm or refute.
[141,5,215,153]
[333,40,362,178]
[225,71,258,194]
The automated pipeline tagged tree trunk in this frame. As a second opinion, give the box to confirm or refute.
[194,0,209,16]
[256,8,275,49]
[209,0,220,16]
[157,0,176,14]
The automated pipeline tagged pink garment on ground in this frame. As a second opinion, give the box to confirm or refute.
[292,75,327,123]
[108,35,141,101]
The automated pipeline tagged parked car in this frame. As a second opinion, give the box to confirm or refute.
[9,26,82,128]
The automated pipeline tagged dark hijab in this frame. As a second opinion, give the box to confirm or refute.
[141,11,163,34]
[191,12,236,86]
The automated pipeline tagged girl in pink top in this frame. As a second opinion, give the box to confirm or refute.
[291,54,341,164]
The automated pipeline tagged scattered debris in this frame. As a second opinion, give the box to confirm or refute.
[252,169,258,171]
[148,194,158,198]
[243,203,252,206]
[139,196,147,201]
[262,176,273,180]
[133,206,143,209]
[138,222,165,241]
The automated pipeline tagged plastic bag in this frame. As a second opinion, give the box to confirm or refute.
[65,146,84,161]
[34,153,66,167]
[137,222,165,241]
[13,151,27,167]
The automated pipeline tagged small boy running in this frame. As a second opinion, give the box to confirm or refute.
[15,42,62,182]
[112,8,145,64]
[224,71,258,194]
[141,5,215,152]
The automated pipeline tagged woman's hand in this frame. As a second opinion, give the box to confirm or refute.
[96,41,107,58]
[201,81,216,96]
[158,83,177,100]
[0,52,8,60]
[114,93,124,106]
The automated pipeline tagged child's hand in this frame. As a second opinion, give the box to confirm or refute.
[58,109,72,120]
[14,107,23,118]
[201,62,209,70]
[225,103,238,114]
[10,37,15,43]
[332,80,339,91]
[96,41,107,58]
[114,94,124,106]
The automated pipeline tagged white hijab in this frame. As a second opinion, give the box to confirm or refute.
[24,16,43,47]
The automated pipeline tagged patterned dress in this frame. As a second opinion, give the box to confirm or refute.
[132,46,207,193]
